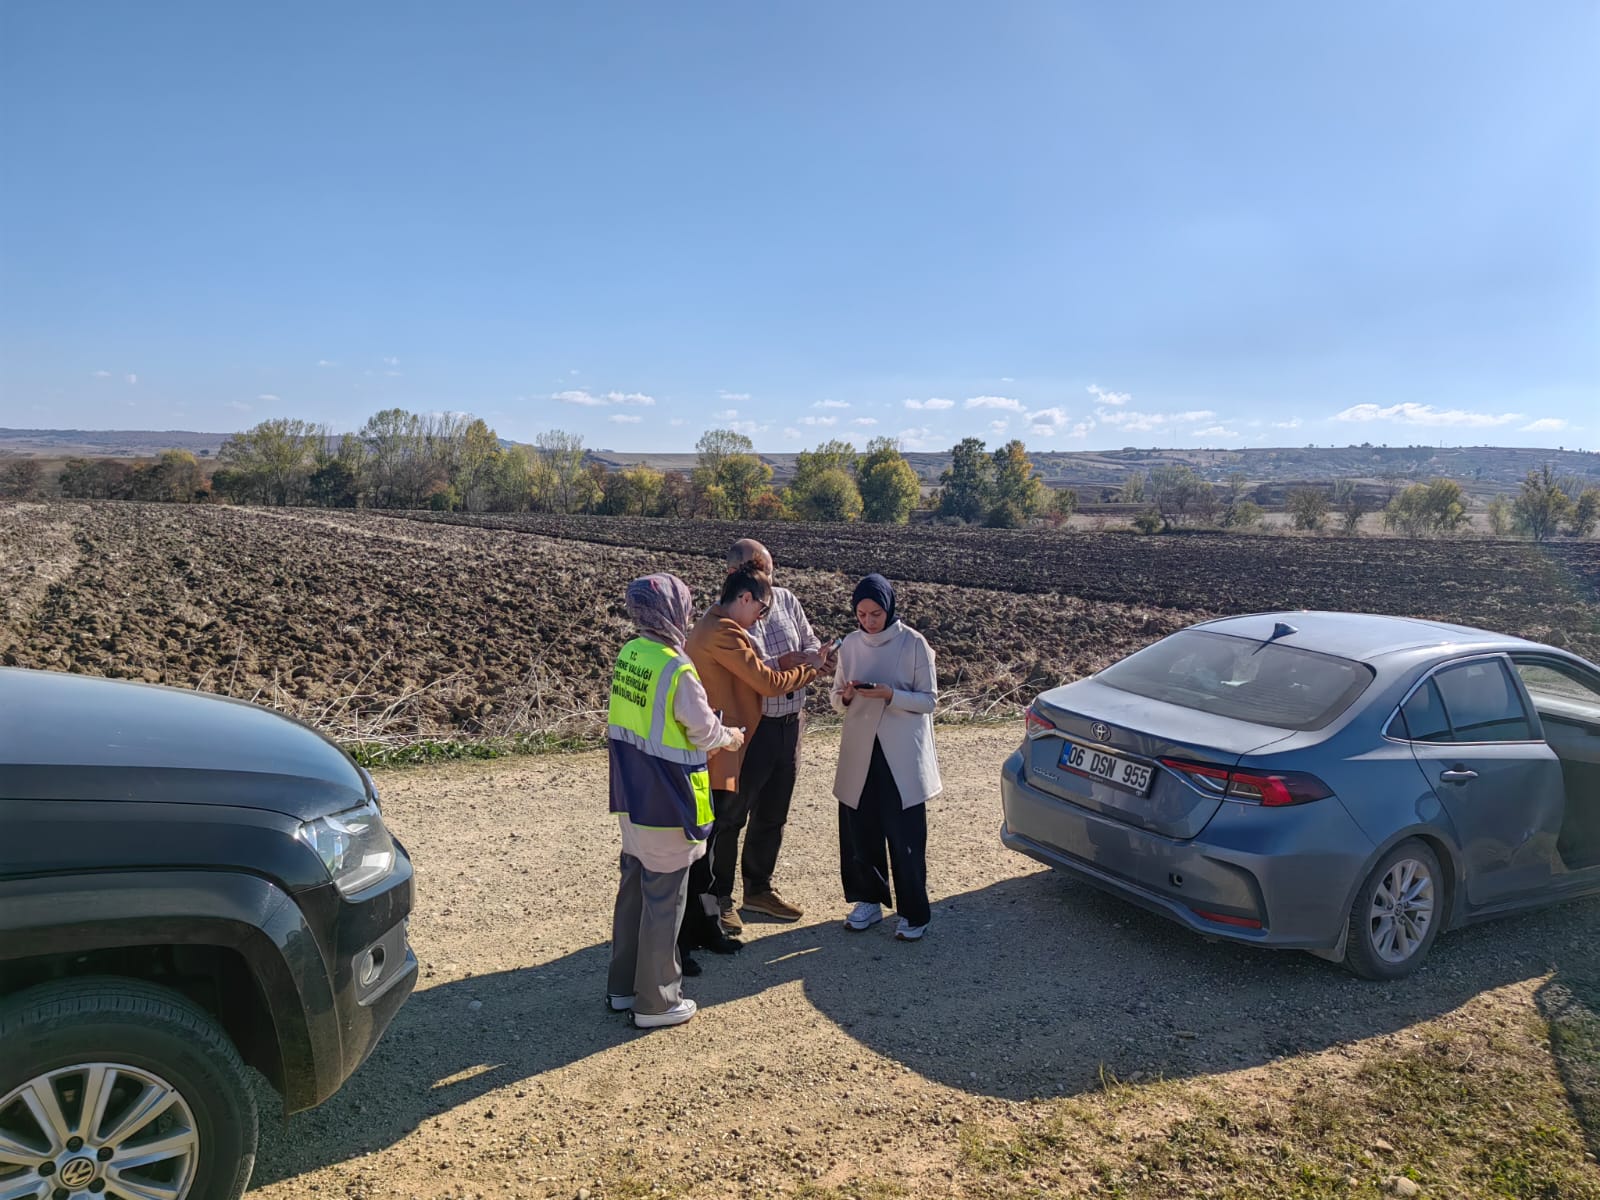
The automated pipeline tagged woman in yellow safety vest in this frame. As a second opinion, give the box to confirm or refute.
[606,573,743,1029]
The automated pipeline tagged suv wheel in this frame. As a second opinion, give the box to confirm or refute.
[1344,839,1443,980]
[0,978,257,1200]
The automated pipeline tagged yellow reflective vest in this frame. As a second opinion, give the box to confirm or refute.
[607,637,714,839]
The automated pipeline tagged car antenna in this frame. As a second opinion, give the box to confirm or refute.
[1269,621,1298,641]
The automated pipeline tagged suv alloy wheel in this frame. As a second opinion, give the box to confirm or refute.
[0,978,258,1200]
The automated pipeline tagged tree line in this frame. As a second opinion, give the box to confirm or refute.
[11,408,1595,539]
[27,410,933,524]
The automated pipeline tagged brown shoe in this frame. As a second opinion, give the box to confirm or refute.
[717,897,744,935]
[742,890,804,922]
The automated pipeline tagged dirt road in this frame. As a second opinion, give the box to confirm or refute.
[248,725,1600,1200]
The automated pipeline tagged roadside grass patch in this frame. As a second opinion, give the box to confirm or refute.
[955,1018,1600,1199]
[345,730,602,768]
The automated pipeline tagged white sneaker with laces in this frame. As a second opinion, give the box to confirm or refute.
[631,998,697,1028]
[894,917,927,941]
[844,902,883,931]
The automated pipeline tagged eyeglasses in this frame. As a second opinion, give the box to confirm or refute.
[757,601,771,617]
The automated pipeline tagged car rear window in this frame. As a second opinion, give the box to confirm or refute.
[1095,629,1374,731]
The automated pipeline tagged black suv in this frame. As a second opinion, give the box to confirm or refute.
[0,667,416,1200]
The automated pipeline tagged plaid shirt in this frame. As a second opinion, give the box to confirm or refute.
[748,585,821,717]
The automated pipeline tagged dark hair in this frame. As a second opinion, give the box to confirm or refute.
[720,563,772,607]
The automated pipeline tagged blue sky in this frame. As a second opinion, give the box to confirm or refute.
[2,2,1596,452]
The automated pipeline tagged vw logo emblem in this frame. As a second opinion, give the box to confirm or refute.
[1092,722,1112,743]
[59,1158,97,1188]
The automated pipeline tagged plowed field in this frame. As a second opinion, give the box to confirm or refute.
[2,501,1596,745]
[389,511,1600,635]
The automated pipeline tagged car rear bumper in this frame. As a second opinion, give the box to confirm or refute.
[999,750,1370,951]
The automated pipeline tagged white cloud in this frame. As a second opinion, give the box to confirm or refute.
[898,426,936,450]
[1192,425,1240,438]
[990,420,1010,436]
[1000,376,1015,383]
[383,356,400,367]
[782,427,803,439]
[714,408,740,420]
[1028,407,1069,427]
[800,415,838,427]
[256,394,279,403]
[554,389,655,408]
[318,359,337,367]
[719,390,751,402]
[1272,417,1303,429]
[1097,408,1217,432]
[1520,417,1570,432]
[669,418,686,427]
[91,370,112,378]
[1028,424,1057,438]
[965,395,1025,412]
[570,369,580,376]
[608,413,642,424]
[125,373,138,385]
[228,401,252,413]
[1070,422,1095,437]
[851,417,879,427]
[814,399,850,409]
[905,397,955,411]
[1333,402,1521,428]
[728,420,769,437]
[1087,384,1131,407]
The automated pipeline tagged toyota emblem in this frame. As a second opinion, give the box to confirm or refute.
[1092,722,1112,743]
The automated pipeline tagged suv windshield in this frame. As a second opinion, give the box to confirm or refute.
[1096,629,1374,731]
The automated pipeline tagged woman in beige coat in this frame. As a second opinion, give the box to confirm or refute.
[830,574,941,940]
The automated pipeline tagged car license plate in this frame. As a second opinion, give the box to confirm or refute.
[1059,740,1153,794]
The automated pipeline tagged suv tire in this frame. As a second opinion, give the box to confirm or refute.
[1344,838,1443,980]
[0,977,257,1200]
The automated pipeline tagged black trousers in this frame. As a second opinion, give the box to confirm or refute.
[678,788,737,952]
[839,738,930,927]
[709,714,801,899]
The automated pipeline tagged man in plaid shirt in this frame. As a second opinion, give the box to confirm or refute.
[710,538,835,933]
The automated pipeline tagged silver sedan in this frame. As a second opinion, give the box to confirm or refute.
[1000,611,1600,978]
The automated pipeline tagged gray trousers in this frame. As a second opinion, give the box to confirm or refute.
[607,852,690,1016]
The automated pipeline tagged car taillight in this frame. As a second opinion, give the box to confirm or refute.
[1025,705,1056,738]
[1226,769,1333,807]
[1160,758,1332,807]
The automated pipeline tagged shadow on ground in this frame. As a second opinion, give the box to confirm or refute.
[1537,961,1600,1159]
[254,871,1600,1186]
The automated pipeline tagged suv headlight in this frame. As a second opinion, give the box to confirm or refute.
[297,801,397,895]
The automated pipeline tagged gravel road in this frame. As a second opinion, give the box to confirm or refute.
[247,724,1600,1199]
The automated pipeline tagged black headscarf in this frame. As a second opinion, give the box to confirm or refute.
[851,573,897,625]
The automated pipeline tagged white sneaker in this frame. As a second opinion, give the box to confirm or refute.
[631,998,697,1028]
[844,902,883,931]
[605,994,633,1012]
[894,917,927,941]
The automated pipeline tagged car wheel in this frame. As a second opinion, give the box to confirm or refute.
[0,977,257,1200]
[1343,839,1443,980]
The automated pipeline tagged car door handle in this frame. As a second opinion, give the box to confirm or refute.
[1439,767,1479,784]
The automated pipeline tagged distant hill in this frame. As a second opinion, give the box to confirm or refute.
[0,428,230,458]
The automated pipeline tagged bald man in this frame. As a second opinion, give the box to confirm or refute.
[709,538,835,934]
